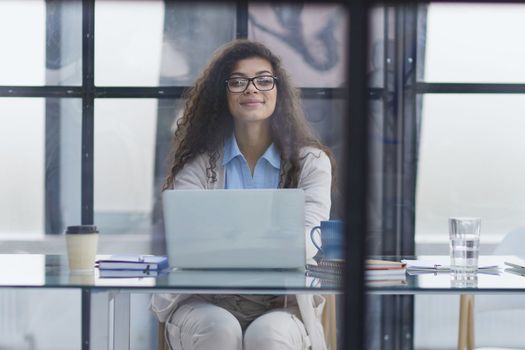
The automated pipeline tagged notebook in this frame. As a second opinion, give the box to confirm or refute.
[162,189,305,270]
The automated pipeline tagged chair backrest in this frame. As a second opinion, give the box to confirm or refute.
[477,226,525,312]
[493,226,525,258]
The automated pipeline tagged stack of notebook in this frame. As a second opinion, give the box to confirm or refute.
[306,259,407,286]
[96,255,169,278]
[365,259,407,286]
[306,259,344,278]
[305,258,344,287]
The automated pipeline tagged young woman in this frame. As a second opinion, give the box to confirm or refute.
[152,39,336,350]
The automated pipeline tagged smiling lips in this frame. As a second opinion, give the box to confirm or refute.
[240,99,264,107]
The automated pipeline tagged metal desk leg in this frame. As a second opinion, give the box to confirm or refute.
[87,289,111,350]
[457,294,475,350]
[82,289,91,350]
[113,292,131,350]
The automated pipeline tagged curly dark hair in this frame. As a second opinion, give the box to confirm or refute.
[164,39,336,190]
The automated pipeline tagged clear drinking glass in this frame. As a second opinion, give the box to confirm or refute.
[449,217,481,273]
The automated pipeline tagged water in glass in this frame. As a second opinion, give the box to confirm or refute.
[450,235,479,272]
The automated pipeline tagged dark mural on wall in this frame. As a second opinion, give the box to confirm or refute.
[249,4,340,72]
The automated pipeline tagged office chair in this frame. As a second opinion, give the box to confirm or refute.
[157,295,338,350]
[462,226,525,350]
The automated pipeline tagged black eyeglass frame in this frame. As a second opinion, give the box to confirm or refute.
[225,75,278,93]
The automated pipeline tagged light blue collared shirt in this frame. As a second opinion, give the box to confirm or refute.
[223,134,281,189]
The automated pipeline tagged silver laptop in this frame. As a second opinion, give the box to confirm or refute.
[162,189,305,270]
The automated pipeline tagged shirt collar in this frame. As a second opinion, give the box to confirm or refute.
[223,134,281,169]
[261,143,281,169]
[223,134,243,165]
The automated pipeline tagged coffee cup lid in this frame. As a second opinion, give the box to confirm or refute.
[65,225,99,234]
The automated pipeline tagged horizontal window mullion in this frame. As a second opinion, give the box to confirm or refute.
[0,86,347,99]
[0,86,83,98]
[300,87,346,99]
[95,87,187,98]
[416,82,525,94]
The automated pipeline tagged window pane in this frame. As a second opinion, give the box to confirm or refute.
[95,1,236,86]
[0,98,44,235]
[416,94,525,245]
[0,1,45,85]
[248,3,348,88]
[0,98,81,237]
[95,0,164,86]
[423,3,525,83]
[0,0,82,86]
[94,99,181,246]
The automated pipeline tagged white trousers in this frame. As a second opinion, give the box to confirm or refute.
[165,300,309,350]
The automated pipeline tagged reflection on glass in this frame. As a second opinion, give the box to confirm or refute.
[0,0,82,85]
[302,98,345,218]
[302,98,344,158]
[416,94,525,244]
[58,99,83,232]
[94,269,155,287]
[94,98,185,244]
[46,0,83,85]
[159,2,236,86]
[368,6,385,88]
[450,271,478,288]
[95,1,236,86]
[0,98,82,236]
[0,98,45,236]
[95,0,164,86]
[94,99,163,237]
[424,3,525,83]
[0,0,45,85]
[0,255,45,285]
[248,3,347,88]
[166,269,307,289]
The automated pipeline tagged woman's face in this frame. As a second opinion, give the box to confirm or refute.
[226,57,277,125]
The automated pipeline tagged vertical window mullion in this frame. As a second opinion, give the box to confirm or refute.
[236,1,248,39]
[344,1,368,350]
[81,0,95,224]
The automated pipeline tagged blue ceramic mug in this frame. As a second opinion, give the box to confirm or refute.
[309,220,344,259]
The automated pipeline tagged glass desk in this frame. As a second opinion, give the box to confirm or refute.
[368,255,525,295]
[2,254,525,350]
[0,254,340,350]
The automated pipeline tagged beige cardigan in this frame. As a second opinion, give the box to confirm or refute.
[151,146,332,350]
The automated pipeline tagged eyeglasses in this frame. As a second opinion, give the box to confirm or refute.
[225,75,278,93]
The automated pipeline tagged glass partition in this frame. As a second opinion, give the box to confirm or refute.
[413,3,525,350]
[0,1,352,350]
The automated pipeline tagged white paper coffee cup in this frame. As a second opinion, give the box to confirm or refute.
[65,225,99,273]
